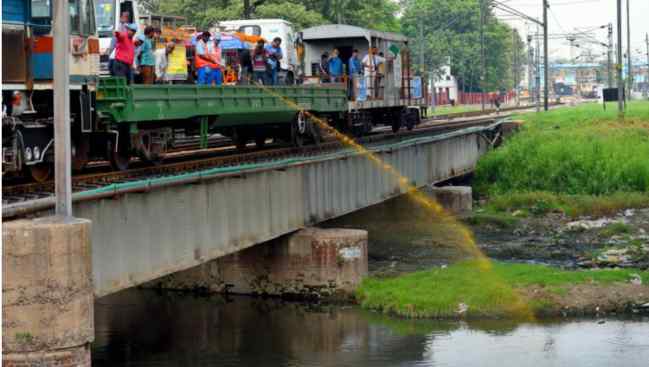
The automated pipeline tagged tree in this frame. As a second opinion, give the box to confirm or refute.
[401,0,523,92]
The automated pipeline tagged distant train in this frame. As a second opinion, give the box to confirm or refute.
[2,2,426,181]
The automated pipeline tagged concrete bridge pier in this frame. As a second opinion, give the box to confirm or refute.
[148,228,369,299]
[2,217,94,367]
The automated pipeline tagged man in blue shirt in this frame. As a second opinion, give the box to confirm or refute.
[348,49,361,76]
[348,49,362,98]
[328,49,343,82]
[264,37,283,85]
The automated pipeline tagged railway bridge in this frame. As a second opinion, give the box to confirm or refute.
[3,118,513,365]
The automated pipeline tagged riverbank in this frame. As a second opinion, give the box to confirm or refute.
[357,261,649,319]
[355,102,649,319]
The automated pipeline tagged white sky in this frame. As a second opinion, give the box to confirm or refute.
[495,0,649,63]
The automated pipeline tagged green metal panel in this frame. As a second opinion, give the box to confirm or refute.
[96,78,348,127]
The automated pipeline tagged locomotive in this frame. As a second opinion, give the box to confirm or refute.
[2,0,100,181]
[2,3,426,181]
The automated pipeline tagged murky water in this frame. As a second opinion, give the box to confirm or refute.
[92,289,649,367]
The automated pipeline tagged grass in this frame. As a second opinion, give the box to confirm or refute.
[464,212,520,228]
[599,222,632,237]
[475,101,649,196]
[357,260,649,319]
[427,104,482,116]
[482,191,649,218]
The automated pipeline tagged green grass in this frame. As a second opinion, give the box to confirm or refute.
[483,191,649,218]
[464,212,520,228]
[475,101,649,196]
[599,222,633,237]
[428,104,482,116]
[357,260,649,319]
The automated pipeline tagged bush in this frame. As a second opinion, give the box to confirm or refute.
[475,102,649,196]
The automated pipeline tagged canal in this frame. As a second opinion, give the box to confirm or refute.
[92,195,649,366]
[93,289,649,367]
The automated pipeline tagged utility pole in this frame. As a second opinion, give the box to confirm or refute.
[617,0,624,114]
[480,0,486,111]
[608,23,614,87]
[543,0,549,111]
[528,34,534,105]
[646,33,649,95]
[418,20,424,76]
[626,0,632,98]
[54,0,73,216]
[536,26,541,112]
[513,30,519,106]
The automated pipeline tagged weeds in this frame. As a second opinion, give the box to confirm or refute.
[475,102,649,196]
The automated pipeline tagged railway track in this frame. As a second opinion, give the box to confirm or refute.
[2,114,509,213]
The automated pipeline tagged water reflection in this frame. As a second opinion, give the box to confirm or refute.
[93,289,649,367]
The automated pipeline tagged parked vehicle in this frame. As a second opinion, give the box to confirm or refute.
[215,19,299,84]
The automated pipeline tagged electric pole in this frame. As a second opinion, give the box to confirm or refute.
[536,26,541,112]
[528,34,534,105]
[543,0,549,111]
[513,30,519,106]
[646,33,649,95]
[480,0,486,111]
[418,20,424,77]
[617,0,624,114]
[626,0,632,98]
[54,0,73,216]
[608,23,614,88]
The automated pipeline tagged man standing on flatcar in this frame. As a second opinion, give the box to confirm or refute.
[111,23,138,84]
[208,35,223,86]
[328,49,343,83]
[348,49,362,98]
[106,11,130,74]
[194,31,218,85]
[154,42,176,83]
[264,37,283,85]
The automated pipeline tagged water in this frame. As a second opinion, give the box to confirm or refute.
[93,289,649,367]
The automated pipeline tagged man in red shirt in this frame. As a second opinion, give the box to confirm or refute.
[110,23,138,83]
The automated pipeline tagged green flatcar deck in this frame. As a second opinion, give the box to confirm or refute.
[96,78,348,127]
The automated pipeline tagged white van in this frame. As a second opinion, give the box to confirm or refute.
[94,0,140,74]
[215,19,298,84]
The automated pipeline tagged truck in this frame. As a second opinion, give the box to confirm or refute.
[214,19,298,84]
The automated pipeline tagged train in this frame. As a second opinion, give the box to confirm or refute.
[2,1,427,181]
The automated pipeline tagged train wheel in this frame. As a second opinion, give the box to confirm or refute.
[29,163,52,183]
[391,118,402,133]
[72,139,90,171]
[233,129,249,151]
[292,111,308,147]
[108,139,130,171]
[255,135,266,149]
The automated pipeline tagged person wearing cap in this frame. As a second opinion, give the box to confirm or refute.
[111,22,138,83]
[208,35,223,86]
[194,31,218,85]
[264,37,283,85]
[138,26,156,84]
[154,42,176,83]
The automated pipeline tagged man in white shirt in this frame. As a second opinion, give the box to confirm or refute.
[362,48,385,99]
[154,42,176,83]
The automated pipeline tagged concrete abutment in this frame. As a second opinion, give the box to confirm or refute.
[2,217,94,367]
[148,228,368,299]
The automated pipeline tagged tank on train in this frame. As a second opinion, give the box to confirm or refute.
[2,0,100,181]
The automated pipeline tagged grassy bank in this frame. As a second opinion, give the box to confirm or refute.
[357,261,649,319]
[475,101,649,197]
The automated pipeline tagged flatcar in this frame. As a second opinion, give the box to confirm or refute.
[3,17,427,180]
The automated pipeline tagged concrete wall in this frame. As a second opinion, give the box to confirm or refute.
[73,131,486,297]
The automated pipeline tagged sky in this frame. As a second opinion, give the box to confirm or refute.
[494,0,649,63]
